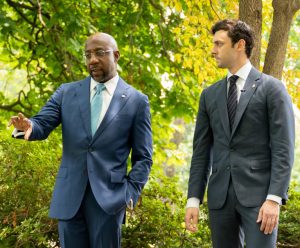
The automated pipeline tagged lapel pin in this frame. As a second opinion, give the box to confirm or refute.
[252,84,256,88]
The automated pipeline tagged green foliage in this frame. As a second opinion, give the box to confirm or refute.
[0,0,200,122]
[0,129,61,247]
[278,182,300,247]
[0,128,211,247]
[1,127,300,247]
[1,0,300,247]
[122,168,211,248]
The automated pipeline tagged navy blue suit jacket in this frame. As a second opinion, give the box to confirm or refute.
[29,76,152,219]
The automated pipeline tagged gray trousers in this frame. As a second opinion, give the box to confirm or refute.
[209,180,277,248]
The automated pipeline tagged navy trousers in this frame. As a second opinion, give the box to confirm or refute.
[58,182,125,248]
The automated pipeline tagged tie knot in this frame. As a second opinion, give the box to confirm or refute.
[229,75,239,85]
[95,83,106,94]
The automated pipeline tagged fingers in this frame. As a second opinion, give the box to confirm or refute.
[264,217,278,234]
[256,208,263,223]
[257,200,280,235]
[18,112,25,119]
[8,116,18,127]
[24,125,33,141]
[185,208,199,232]
[8,113,31,131]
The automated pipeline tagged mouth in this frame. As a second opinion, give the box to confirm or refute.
[89,67,103,75]
[89,66,99,72]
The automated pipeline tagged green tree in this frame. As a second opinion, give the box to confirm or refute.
[1,0,300,247]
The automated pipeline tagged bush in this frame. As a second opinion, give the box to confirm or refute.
[1,128,299,247]
[122,172,211,248]
[277,182,300,247]
[0,129,61,247]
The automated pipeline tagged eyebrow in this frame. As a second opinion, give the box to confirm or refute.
[85,47,106,52]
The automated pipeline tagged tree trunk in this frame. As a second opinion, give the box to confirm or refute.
[239,0,262,69]
[263,0,300,79]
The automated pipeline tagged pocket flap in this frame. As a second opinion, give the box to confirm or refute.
[250,160,270,170]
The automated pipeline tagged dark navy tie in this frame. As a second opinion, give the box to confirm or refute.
[227,75,239,132]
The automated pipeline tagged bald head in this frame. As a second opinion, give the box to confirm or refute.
[84,32,120,82]
[85,32,118,51]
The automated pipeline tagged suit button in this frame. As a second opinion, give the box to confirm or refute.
[88,147,93,152]
[226,166,230,170]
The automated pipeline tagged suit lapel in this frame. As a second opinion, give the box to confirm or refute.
[216,78,231,141]
[76,76,92,138]
[231,67,262,137]
[93,78,130,139]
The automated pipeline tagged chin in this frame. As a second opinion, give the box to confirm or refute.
[91,74,103,82]
[217,64,226,69]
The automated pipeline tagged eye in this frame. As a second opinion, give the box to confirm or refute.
[95,50,105,56]
[84,53,92,59]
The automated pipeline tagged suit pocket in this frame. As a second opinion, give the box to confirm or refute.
[247,98,265,110]
[57,167,68,178]
[250,160,270,171]
[110,171,126,183]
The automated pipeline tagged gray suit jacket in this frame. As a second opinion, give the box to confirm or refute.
[188,67,295,209]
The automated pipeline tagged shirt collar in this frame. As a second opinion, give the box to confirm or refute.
[227,61,252,81]
[90,74,119,96]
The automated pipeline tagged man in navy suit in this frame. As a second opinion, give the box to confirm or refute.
[185,20,294,247]
[9,33,153,248]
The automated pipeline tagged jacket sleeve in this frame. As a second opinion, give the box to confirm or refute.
[188,89,213,203]
[265,77,295,201]
[29,85,63,140]
[127,95,153,205]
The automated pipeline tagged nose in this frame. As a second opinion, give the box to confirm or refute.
[211,45,217,57]
[88,53,99,64]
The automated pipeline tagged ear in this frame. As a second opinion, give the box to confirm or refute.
[113,50,120,62]
[236,39,246,52]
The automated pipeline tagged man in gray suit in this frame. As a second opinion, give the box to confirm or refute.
[185,19,294,248]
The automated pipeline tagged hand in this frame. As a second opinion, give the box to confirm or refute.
[8,113,32,140]
[256,200,280,235]
[185,207,199,232]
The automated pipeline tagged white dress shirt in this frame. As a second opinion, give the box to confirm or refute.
[186,61,281,209]
[90,74,119,129]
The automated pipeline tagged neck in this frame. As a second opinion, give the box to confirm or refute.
[98,72,117,83]
[228,58,249,75]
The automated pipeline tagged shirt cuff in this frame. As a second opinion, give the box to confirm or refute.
[12,128,25,138]
[266,194,282,205]
[186,197,200,209]
[11,120,33,139]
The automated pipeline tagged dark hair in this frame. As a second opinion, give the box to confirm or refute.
[211,19,254,58]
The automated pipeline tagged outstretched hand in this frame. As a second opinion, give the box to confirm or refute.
[8,113,32,140]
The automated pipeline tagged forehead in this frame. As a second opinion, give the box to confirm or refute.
[85,36,111,51]
[213,30,230,42]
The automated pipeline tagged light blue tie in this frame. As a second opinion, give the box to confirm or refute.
[91,83,106,135]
